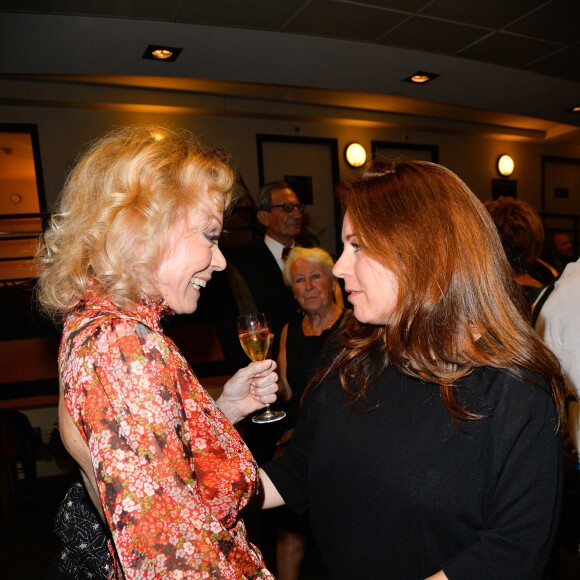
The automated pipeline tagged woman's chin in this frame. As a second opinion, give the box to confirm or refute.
[169,297,199,315]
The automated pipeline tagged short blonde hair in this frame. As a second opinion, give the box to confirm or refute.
[36,125,235,316]
[282,246,335,288]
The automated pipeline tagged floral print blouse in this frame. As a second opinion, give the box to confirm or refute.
[59,287,272,579]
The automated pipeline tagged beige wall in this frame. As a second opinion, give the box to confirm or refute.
[0,82,579,250]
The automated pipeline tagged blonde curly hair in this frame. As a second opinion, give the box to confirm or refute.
[36,125,235,317]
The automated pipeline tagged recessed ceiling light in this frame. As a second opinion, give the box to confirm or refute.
[569,106,580,113]
[403,71,440,85]
[142,44,182,62]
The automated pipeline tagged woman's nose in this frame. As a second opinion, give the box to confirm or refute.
[212,246,227,271]
[333,253,346,279]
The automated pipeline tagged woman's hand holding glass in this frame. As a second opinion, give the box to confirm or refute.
[216,359,279,424]
[238,313,286,423]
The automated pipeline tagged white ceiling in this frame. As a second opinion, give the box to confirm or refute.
[0,0,579,140]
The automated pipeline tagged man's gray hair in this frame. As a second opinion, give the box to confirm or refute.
[257,181,294,211]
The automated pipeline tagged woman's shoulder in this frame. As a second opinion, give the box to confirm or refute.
[64,305,169,357]
[469,365,549,392]
[465,366,557,427]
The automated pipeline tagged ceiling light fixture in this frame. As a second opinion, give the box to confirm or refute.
[345,143,367,168]
[152,49,173,60]
[403,71,440,85]
[142,44,182,62]
[569,106,580,113]
[496,154,515,177]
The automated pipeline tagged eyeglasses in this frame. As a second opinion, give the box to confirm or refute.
[269,202,306,213]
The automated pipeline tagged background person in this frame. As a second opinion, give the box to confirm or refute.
[260,160,566,580]
[278,246,347,429]
[542,230,576,275]
[275,246,347,580]
[535,256,580,404]
[37,126,278,578]
[535,256,580,558]
[484,196,553,307]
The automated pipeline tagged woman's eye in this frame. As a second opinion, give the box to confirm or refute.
[351,242,361,252]
[203,233,220,247]
[294,277,304,284]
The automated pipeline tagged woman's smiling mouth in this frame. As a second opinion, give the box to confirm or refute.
[189,277,207,290]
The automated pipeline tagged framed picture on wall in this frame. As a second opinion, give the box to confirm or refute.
[371,141,439,164]
[256,134,340,256]
[541,155,580,256]
[542,155,580,216]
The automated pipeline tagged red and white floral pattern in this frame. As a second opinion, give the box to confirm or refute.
[60,288,272,579]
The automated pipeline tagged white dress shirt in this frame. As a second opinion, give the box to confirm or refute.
[536,258,580,400]
[264,235,292,271]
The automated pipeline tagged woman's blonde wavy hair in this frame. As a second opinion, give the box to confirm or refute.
[316,159,566,424]
[36,125,235,318]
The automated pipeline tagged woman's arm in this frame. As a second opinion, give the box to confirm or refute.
[276,323,293,403]
[259,468,286,509]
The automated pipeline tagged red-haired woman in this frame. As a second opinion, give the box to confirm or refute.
[259,160,566,580]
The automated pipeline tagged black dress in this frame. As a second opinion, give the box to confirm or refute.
[284,310,348,428]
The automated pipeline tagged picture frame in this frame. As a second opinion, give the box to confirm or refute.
[541,155,580,217]
[541,155,580,257]
[256,134,340,256]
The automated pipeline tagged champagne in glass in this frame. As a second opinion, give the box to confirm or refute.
[237,313,285,424]
[239,327,270,362]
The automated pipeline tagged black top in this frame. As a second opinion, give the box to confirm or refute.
[263,365,562,580]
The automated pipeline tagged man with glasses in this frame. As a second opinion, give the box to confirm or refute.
[256,181,306,269]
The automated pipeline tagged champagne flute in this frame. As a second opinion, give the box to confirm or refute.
[237,313,285,424]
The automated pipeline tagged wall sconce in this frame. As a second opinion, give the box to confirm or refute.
[496,154,515,177]
[345,143,367,168]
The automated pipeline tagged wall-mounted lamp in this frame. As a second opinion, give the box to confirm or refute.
[345,143,367,168]
[496,154,514,177]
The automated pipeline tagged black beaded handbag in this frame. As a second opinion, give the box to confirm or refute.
[45,481,113,580]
